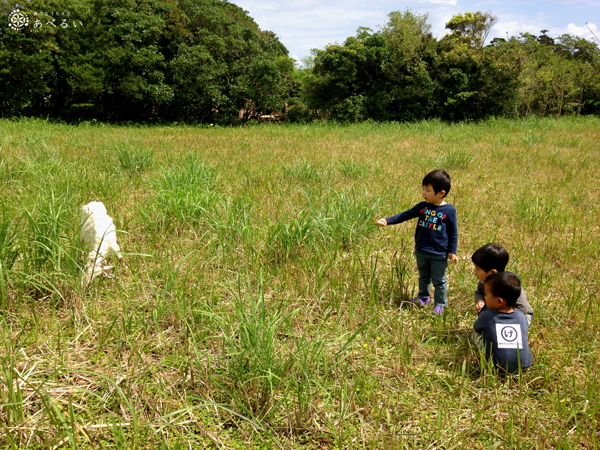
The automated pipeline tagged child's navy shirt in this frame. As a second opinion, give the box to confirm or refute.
[385,202,458,256]
[473,309,532,373]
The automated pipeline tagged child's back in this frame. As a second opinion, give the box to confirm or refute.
[473,308,532,373]
[472,271,532,374]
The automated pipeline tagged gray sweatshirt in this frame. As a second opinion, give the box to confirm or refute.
[475,280,534,317]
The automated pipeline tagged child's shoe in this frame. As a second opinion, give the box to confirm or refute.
[409,295,431,307]
[432,305,445,315]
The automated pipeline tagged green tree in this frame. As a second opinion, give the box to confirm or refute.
[486,32,600,116]
[381,10,431,69]
[433,40,519,121]
[0,0,293,122]
[167,0,291,122]
[303,9,519,122]
[379,10,437,121]
[445,11,498,51]
[306,28,388,121]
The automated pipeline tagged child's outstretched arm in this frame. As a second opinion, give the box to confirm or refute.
[379,204,422,228]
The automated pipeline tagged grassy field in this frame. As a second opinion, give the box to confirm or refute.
[0,116,599,449]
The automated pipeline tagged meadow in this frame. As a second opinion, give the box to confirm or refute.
[0,116,599,449]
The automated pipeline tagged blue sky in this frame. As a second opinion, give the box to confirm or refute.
[230,0,599,62]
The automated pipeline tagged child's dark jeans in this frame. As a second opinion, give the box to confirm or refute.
[415,248,448,307]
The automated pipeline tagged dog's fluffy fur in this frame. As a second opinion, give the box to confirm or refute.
[80,201,122,285]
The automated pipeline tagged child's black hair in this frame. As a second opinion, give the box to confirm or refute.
[484,272,521,307]
[422,170,451,197]
[472,243,509,272]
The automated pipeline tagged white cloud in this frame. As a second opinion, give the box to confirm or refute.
[491,20,541,40]
[564,22,598,40]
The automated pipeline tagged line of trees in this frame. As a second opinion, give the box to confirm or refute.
[0,0,296,122]
[1,2,599,123]
[290,11,600,122]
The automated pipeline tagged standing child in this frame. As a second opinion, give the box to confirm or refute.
[472,272,532,374]
[471,243,534,324]
[376,170,458,315]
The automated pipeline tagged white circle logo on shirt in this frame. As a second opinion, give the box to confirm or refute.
[500,326,518,342]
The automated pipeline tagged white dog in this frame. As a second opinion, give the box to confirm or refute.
[80,201,122,285]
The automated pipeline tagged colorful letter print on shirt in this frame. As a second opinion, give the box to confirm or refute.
[419,207,447,232]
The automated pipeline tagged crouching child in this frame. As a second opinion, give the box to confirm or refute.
[471,243,534,324]
[472,272,532,374]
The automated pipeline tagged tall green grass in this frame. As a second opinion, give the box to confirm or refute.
[0,116,599,448]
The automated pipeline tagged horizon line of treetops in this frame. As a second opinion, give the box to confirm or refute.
[1,1,599,124]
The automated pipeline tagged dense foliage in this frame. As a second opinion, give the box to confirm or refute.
[1,3,599,122]
[0,0,295,122]
[295,11,600,122]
